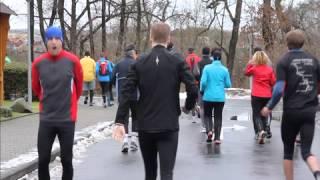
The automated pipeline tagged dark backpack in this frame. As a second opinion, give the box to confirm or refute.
[99,61,109,76]
[190,57,200,78]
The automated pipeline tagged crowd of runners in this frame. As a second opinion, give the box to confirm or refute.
[31,22,320,180]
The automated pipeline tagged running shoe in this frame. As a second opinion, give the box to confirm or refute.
[207,132,213,143]
[314,171,320,180]
[200,127,206,133]
[257,131,266,144]
[295,135,301,146]
[266,131,272,139]
[130,136,138,151]
[121,142,129,153]
[214,139,221,145]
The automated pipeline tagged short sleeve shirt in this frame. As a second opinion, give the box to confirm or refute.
[276,50,320,112]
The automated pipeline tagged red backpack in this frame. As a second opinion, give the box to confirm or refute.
[99,60,109,76]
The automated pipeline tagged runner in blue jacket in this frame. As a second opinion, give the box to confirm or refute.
[200,48,231,144]
[96,54,113,107]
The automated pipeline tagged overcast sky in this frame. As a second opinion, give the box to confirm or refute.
[1,0,303,30]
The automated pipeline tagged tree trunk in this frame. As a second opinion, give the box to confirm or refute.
[142,0,151,51]
[226,0,243,80]
[275,0,291,34]
[116,0,126,57]
[49,0,58,26]
[58,0,69,49]
[262,0,273,52]
[101,0,107,51]
[136,0,141,51]
[87,0,95,56]
[70,0,77,53]
[36,0,46,46]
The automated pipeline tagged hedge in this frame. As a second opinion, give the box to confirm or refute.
[4,62,28,100]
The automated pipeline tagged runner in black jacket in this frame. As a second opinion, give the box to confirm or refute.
[113,22,198,180]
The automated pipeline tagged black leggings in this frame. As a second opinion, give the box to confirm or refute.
[203,101,224,140]
[251,96,270,134]
[99,82,110,104]
[38,121,75,180]
[84,90,94,103]
[138,131,178,180]
[124,100,138,134]
[281,110,316,160]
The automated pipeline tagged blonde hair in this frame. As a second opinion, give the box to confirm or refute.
[252,51,270,65]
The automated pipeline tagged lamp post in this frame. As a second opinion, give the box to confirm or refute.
[27,0,32,105]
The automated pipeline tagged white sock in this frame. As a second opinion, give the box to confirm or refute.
[123,134,129,143]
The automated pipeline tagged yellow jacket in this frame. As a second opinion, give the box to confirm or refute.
[80,56,96,82]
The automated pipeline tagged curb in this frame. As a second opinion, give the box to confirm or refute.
[0,122,114,180]
[0,113,39,122]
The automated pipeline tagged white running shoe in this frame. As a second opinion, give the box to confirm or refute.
[200,127,206,133]
[130,136,138,151]
[121,142,129,153]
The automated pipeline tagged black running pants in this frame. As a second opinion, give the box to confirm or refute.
[123,100,138,134]
[38,121,75,180]
[138,131,179,180]
[281,110,316,160]
[203,101,224,140]
[251,96,270,134]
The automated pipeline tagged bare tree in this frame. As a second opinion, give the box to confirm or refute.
[136,0,142,50]
[36,0,46,45]
[87,0,95,56]
[116,0,126,57]
[275,0,291,34]
[58,0,70,49]
[224,0,243,78]
[262,0,273,52]
[49,0,58,26]
[102,0,107,51]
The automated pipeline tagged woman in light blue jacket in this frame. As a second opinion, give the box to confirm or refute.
[200,48,231,144]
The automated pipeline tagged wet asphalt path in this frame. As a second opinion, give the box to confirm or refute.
[74,99,320,180]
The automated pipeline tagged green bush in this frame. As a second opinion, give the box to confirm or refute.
[4,62,28,100]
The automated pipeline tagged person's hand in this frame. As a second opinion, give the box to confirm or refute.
[112,124,125,142]
[261,107,271,117]
[182,106,190,114]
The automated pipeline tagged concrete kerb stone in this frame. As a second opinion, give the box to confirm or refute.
[0,112,39,122]
[0,122,114,180]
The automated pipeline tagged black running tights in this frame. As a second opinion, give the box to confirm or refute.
[38,121,75,180]
[138,131,178,180]
[203,101,224,140]
[281,110,315,160]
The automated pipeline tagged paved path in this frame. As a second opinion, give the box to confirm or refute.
[74,99,320,180]
[0,97,117,162]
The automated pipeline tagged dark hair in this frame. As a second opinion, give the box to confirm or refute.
[125,44,136,52]
[286,29,305,49]
[202,47,210,55]
[211,48,222,60]
[188,47,194,53]
[84,51,90,56]
[253,47,262,53]
[167,42,174,50]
